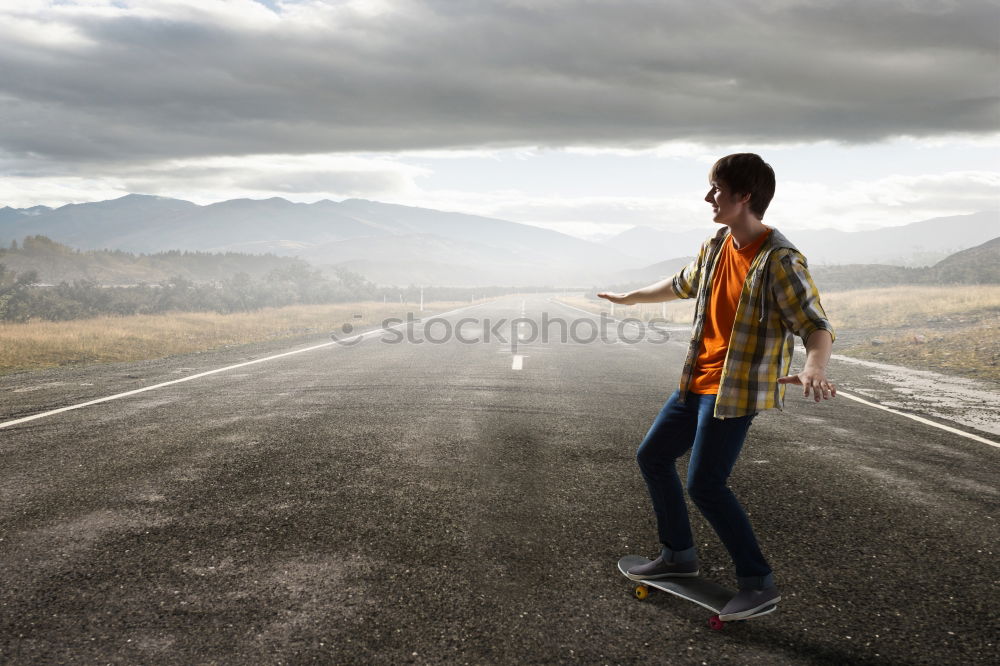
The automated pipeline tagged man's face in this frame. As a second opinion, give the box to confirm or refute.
[704,180,746,226]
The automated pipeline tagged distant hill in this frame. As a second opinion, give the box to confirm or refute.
[809,264,923,292]
[791,212,999,266]
[1,195,198,251]
[0,235,310,286]
[0,195,638,287]
[600,255,695,290]
[0,205,52,224]
[926,236,1000,284]
[810,236,1000,291]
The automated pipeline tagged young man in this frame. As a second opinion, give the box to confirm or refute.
[598,153,836,620]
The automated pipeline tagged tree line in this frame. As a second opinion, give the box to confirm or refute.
[0,261,380,322]
[1,235,316,285]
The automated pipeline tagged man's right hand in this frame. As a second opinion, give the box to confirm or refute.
[597,291,635,305]
[596,277,680,306]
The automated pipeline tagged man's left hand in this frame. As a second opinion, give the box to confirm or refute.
[778,367,836,402]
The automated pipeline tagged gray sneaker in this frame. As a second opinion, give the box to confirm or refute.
[718,586,781,621]
[625,555,699,581]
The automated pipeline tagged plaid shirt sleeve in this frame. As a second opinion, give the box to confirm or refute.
[671,241,708,299]
[769,249,836,346]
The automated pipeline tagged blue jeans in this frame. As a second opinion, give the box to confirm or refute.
[636,389,774,590]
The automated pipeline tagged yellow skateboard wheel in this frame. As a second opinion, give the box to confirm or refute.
[634,584,650,600]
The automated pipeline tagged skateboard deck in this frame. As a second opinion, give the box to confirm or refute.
[618,555,776,630]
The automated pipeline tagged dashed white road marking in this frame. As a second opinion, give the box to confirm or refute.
[512,355,524,371]
[0,300,493,431]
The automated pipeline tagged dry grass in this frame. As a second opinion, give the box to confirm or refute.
[821,285,1000,329]
[0,301,471,376]
[823,286,1000,380]
[837,319,1000,381]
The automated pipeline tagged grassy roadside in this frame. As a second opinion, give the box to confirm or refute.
[0,301,474,376]
[555,286,1000,381]
[819,285,1000,329]
[821,286,1000,381]
[835,320,999,381]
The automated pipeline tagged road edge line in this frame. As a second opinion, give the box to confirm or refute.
[0,299,496,430]
[836,390,999,448]
[553,301,999,449]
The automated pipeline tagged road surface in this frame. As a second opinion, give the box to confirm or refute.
[1,296,997,664]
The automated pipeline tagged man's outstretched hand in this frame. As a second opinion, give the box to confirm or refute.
[778,366,836,402]
[596,291,635,305]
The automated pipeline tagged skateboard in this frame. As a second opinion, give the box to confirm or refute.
[618,555,777,630]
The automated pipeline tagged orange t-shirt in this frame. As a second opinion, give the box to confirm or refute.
[689,227,772,395]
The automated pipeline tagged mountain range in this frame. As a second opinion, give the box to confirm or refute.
[0,195,636,286]
[0,195,996,287]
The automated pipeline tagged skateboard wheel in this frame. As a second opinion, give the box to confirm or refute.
[708,615,725,631]
[634,584,650,600]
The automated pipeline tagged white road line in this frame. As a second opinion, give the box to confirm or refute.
[836,390,999,448]
[512,355,523,370]
[551,299,612,319]
[0,300,493,431]
[552,298,1000,449]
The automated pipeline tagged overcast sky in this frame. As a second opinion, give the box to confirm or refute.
[0,0,997,237]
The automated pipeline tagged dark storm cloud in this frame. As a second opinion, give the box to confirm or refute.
[0,0,997,167]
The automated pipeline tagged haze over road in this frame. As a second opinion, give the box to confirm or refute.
[1,297,997,664]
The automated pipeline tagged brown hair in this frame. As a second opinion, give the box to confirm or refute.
[709,153,776,219]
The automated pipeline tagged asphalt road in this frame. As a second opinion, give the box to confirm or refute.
[1,296,997,665]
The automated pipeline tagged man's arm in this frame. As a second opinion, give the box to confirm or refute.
[598,250,703,305]
[778,329,835,401]
[770,249,837,402]
[770,251,836,346]
[597,277,681,305]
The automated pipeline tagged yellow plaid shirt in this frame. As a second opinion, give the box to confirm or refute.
[671,226,836,419]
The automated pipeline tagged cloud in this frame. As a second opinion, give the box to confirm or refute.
[0,0,996,168]
[767,170,1000,231]
[126,154,430,198]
